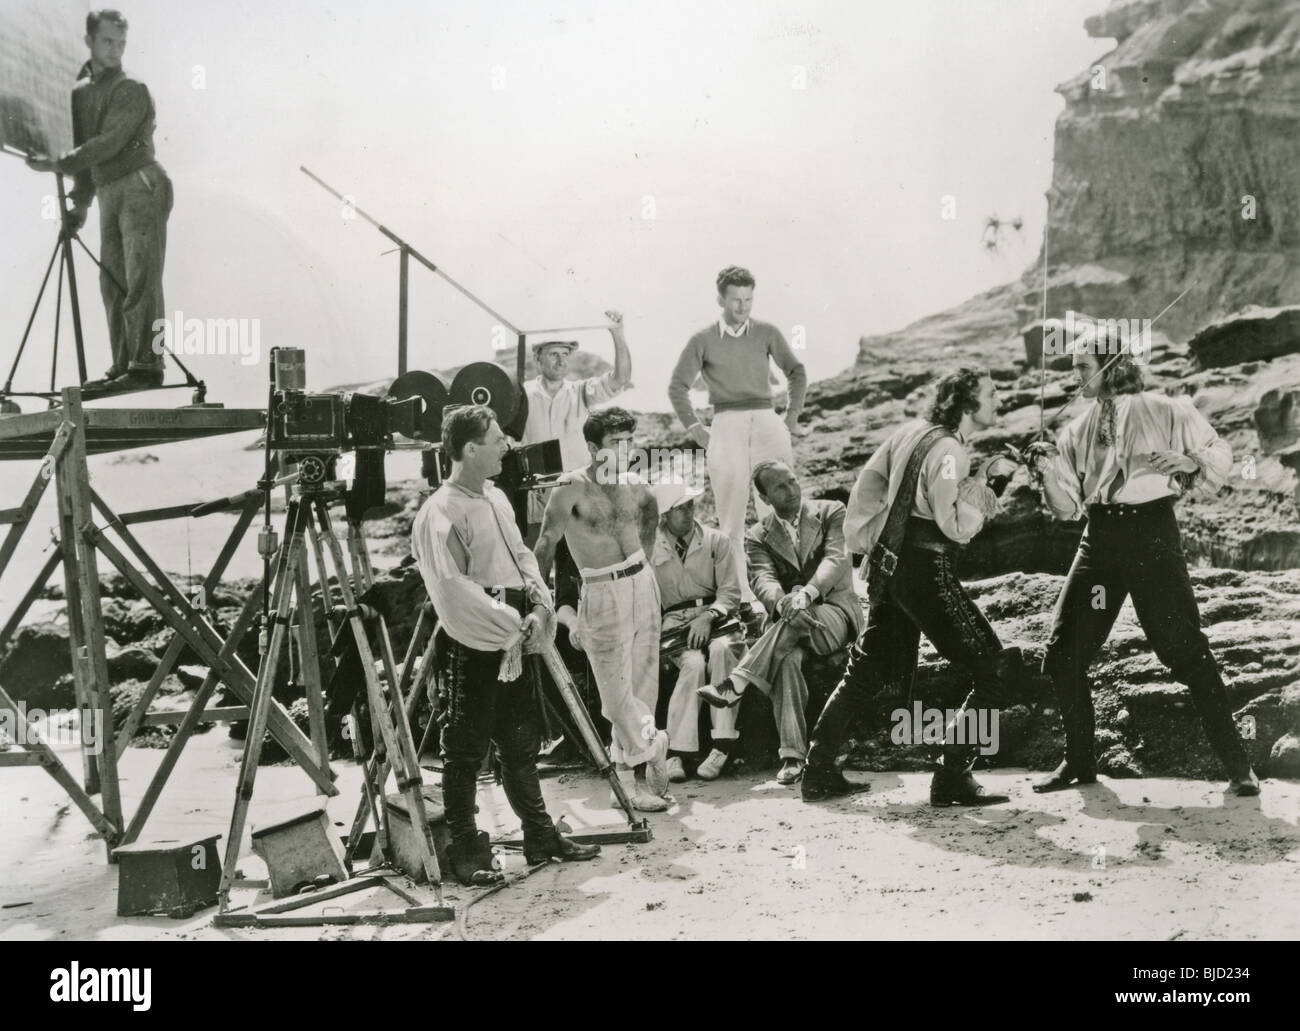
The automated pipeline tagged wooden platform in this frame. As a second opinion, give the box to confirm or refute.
[0,406,265,460]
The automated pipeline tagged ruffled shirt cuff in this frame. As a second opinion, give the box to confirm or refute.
[956,476,1000,520]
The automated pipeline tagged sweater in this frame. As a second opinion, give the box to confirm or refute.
[668,319,807,430]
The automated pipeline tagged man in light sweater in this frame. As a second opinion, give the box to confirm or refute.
[668,267,807,623]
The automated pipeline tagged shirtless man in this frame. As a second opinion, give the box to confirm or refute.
[534,406,671,810]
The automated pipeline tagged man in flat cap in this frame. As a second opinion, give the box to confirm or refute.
[521,311,632,528]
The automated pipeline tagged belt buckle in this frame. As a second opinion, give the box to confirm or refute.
[871,543,898,578]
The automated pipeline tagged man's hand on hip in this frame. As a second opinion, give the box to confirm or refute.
[689,423,710,448]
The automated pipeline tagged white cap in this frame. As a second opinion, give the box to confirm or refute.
[653,480,704,512]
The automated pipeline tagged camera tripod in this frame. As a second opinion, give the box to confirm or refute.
[215,485,453,926]
[4,173,205,407]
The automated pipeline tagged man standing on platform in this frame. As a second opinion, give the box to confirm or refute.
[26,9,172,394]
[668,267,807,631]
[698,461,861,786]
[651,481,743,782]
[410,405,600,885]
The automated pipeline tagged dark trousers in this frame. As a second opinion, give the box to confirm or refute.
[807,541,1016,769]
[435,630,555,852]
[1042,498,1249,777]
[97,162,172,373]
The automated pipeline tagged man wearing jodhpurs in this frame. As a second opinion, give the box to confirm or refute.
[25,9,170,393]
[410,405,600,885]
[1026,347,1260,797]
[802,366,1020,805]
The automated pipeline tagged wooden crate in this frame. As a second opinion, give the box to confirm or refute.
[384,785,451,883]
[113,835,222,918]
[250,805,348,899]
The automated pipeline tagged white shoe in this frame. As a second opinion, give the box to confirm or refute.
[776,758,805,785]
[696,748,729,781]
[667,756,687,783]
[644,730,670,797]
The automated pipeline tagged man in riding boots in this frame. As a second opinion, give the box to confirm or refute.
[800,365,1020,806]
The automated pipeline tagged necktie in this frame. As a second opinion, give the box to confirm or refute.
[675,535,689,562]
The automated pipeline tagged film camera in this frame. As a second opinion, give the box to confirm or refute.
[267,348,425,517]
[389,363,565,531]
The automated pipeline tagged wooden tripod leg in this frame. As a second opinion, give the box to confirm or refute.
[59,389,121,847]
[53,433,96,796]
[536,642,642,829]
[314,501,443,893]
[293,557,330,774]
[217,500,306,913]
[345,613,437,862]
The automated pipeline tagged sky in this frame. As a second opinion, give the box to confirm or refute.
[1,0,1110,414]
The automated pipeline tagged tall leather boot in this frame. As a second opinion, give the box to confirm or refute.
[1184,666,1259,796]
[1033,682,1098,793]
[805,643,873,773]
[929,700,1009,807]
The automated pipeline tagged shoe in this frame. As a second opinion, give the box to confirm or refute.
[697,677,744,710]
[696,747,729,781]
[447,832,504,887]
[776,758,805,785]
[644,730,670,796]
[667,756,687,783]
[102,367,164,393]
[1031,759,1098,794]
[1228,769,1260,797]
[523,827,602,865]
[801,764,868,802]
[930,768,1010,807]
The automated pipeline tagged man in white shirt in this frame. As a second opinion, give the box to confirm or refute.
[410,405,601,884]
[1026,347,1260,797]
[800,366,1020,805]
[522,310,631,527]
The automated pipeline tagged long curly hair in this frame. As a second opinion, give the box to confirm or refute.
[1095,352,1145,396]
[927,365,987,432]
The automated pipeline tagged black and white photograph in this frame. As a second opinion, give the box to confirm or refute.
[1,0,1297,969]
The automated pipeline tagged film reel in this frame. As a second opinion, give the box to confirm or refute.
[388,370,450,440]
[449,362,529,439]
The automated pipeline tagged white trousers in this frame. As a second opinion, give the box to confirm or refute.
[706,408,794,603]
[576,554,662,767]
[661,609,741,753]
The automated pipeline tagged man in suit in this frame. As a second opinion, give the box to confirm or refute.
[698,460,863,785]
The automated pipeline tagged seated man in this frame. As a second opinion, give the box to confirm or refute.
[699,460,862,785]
[650,481,743,782]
